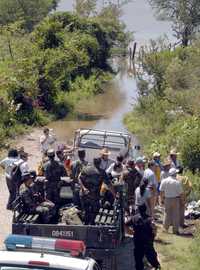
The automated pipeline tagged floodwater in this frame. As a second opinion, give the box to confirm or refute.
[51,0,173,144]
[0,0,173,245]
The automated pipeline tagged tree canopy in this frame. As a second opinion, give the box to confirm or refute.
[0,0,60,31]
[149,0,200,46]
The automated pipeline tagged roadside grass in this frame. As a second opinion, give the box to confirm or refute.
[155,226,200,270]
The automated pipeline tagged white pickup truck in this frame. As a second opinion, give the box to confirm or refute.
[72,128,132,162]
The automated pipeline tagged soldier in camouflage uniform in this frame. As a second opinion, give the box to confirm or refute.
[70,150,88,208]
[20,171,55,223]
[44,149,67,205]
[79,158,113,225]
[121,159,142,213]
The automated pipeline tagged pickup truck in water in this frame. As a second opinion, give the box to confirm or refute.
[12,129,135,270]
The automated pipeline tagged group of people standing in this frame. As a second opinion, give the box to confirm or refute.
[0,127,192,270]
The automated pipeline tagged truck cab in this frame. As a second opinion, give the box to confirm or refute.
[72,128,132,162]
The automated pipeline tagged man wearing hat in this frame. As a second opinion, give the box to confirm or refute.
[44,149,67,205]
[169,149,182,169]
[99,148,114,171]
[160,168,184,234]
[20,171,55,223]
[160,159,171,181]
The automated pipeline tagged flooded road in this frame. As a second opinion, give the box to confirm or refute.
[51,0,173,142]
[0,0,173,246]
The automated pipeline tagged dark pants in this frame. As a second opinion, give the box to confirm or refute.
[6,177,18,210]
[46,182,60,205]
[80,196,100,225]
[134,240,160,270]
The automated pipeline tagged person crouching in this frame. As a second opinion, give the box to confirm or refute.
[20,171,55,223]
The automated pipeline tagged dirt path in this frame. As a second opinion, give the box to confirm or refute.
[0,128,43,247]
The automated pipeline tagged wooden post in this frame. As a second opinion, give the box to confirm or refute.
[132,42,137,61]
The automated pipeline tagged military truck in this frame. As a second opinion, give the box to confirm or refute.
[12,129,135,270]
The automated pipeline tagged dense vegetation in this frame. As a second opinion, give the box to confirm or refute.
[125,0,200,201]
[125,39,200,193]
[0,0,130,147]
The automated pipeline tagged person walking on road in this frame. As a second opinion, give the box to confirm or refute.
[160,168,183,234]
[126,204,161,270]
[40,128,56,154]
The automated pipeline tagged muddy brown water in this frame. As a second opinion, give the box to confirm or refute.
[0,0,173,248]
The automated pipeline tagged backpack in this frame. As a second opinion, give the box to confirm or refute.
[10,161,23,183]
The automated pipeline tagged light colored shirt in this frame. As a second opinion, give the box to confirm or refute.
[40,134,56,153]
[0,157,19,179]
[100,158,114,171]
[159,176,183,198]
[160,170,169,181]
[144,168,158,188]
[135,186,151,207]
[15,159,29,175]
[106,162,125,176]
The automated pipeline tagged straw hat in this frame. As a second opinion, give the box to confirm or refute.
[153,152,161,158]
[170,149,179,155]
[163,159,171,167]
[100,148,111,156]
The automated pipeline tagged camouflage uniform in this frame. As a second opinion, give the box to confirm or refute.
[44,160,67,205]
[79,165,110,225]
[71,159,88,208]
[20,183,55,223]
[122,167,142,210]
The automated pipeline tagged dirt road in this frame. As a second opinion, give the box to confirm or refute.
[0,128,42,247]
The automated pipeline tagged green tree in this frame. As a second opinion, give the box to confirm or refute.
[73,0,97,17]
[149,0,200,46]
[0,0,60,31]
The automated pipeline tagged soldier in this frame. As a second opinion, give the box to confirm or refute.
[44,149,67,205]
[79,158,113,225]
[71,150,88,181]
[126,204,161,270]
[121,159,142,212]
[70,150,88,208]
[20,171,55,223]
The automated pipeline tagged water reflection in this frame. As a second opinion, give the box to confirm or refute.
[50,0,173,144]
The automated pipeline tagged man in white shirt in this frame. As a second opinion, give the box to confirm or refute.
[99,148,114,171]
[160,168,183,234]
[15,151,29,175]
[0,149,19,210]
[144,160,158,218]
[40,128,56,154]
